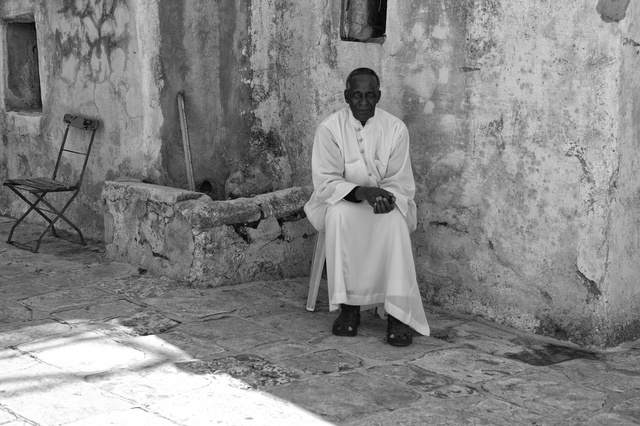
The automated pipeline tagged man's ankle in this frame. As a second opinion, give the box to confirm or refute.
[341,303,360,311]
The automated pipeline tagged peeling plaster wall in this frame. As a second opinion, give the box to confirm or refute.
[0,0,164,238]
[157,1,294,200]
[241,0,640,347]
[436,2,623,346]
[602,2,640,346]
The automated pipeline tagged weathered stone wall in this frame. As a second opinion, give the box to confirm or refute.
[102,181,316,286]
[239,1,640,347]
[156,1,293,199]
[0,0,164,237]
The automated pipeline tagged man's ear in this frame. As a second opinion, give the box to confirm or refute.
[344,89,349,103]
[377,90,382,102]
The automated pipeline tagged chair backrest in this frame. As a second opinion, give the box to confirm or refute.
[52,114,100,185]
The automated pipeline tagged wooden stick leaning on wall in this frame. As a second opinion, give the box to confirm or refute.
[177,91,196,192]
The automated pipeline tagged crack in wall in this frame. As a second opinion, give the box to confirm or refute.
[576,267,602,301]
[622,37,640,48]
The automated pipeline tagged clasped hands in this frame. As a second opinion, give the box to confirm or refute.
[355,186,396,214]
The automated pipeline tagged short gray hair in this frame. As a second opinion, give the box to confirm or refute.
[345,68,380,91]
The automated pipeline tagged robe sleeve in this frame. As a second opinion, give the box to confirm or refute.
[311,124,359,205]
[378,124,416,222]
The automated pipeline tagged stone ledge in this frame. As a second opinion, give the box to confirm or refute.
[103,181,203,205]
[179,186,313,229]
[102,181,316,287]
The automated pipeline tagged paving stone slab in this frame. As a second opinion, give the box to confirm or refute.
[220,282,286,300]
[217,330,288,352]
[107,310,181,336]
[437,319,523,342]
[365,364,453,393]
[611,396,640,420]
[505,341,598,366]
[411,347,529,384]
[86,363,211,405]
[11,258,86,276]
[0,280,70,300]
[422,309,467,333]
[97,275,186,299]
[75,262,138,280]
[262,279,314,303]
[235,298,303,318]
[481,370,610,417]
[148,379,331,425]
[453,336,534,358]
[551,358,640,393]
[438,320,536,356]
[209,287,269,307]
[116,334,198,364]
[344,335,451,361]
[345,397,556,426]
[0,363,134,425]
[0,320,73,347]
[51,299,144,324]
[180,354,300,389]
[16,330,149,375]
[175,316,266,339]
[578,412,640,426]
[602,349,640,373]
[156,330,226,359]
[261,311,335,342]
[270,371,422,423]
[0,301,31,323]
[0,408,17,423]
[0,263,42,280]
[249,341,315,361]
[141,295,237,321]
[63,407,178,426]
[0,349,42,374]
[428,383,483,399]
[19,287,120,313]
[281,349,364,375]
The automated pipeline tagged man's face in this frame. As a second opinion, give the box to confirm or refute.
[344,74,381,124]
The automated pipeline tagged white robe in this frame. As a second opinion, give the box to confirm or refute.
[304,107,430,336]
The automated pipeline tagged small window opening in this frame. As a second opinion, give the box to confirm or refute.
[340,0,387,44]
[6,21,42,111]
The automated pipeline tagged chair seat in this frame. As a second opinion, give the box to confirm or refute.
[4,177,77,193]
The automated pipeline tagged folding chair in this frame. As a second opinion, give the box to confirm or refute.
[306,231,326,311]
[3,113,99,253]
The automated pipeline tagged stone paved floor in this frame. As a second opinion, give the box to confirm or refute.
[1,215,640,425]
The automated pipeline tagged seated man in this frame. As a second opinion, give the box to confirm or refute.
[304,67,430,346]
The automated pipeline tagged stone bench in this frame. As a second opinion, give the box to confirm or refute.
[102,181,317,287]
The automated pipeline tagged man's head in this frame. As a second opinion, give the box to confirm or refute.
[344,68,381,125]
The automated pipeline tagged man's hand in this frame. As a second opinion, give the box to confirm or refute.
[355,187,396,214]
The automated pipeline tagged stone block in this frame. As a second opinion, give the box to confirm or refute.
[102,181,201,205]
[253,186,313,219]
[282,218,315,242]
[246,216,282,243]
[179,197,262,229]
[189,226,247,286]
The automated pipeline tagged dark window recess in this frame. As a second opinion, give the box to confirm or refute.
[340,0,387,44]
[6,21,42,111]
